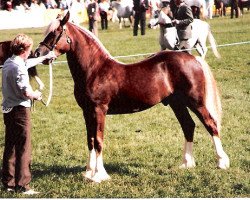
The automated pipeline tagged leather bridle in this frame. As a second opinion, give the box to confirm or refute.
[39,26,71,51]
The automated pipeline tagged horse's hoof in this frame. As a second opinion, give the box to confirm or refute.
[179,159,196,169]
[217,155,230,169]
[92,172,111,183]
[83,171,111,183]
[179,162,196,169]
[179,156,196,169]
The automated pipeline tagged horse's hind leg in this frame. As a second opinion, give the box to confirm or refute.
[167,98,196,168]
[190,106,230,169]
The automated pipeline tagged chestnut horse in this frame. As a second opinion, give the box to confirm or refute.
[35,12,229,183]
[0,40,44,90]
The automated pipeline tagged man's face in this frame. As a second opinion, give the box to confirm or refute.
[174,0,181,6]
[162,5,171,15]
[24,45,32,60]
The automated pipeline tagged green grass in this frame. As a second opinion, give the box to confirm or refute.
[0,12,249,198]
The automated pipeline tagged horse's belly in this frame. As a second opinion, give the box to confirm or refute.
[107,95,154,114]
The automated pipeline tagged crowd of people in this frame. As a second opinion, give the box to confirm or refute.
[0,0,248,32]
[1,0,248,17]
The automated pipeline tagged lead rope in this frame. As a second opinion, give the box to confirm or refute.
[41,61,53,106]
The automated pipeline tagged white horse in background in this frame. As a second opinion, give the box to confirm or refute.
[150,10,220,59]
[111,0,134,29]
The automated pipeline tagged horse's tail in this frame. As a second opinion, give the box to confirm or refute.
[207,26,221,59]
[196,57,222,134]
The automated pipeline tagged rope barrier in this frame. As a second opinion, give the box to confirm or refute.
[113,40,250,59]
[1,40,250,68]
[52,40,250,63]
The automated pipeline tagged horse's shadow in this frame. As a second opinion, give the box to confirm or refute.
[31,162,143,179]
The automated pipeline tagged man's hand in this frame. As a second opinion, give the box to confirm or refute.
[172,19,180,25]
[45,51,57,60]
[33,90,42,101]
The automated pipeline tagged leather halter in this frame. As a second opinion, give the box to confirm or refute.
[40,26,71,51]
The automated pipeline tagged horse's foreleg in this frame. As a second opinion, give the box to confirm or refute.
[129,16,133,28]
[83,106,110,183]
[168,99,196,168]
[34,75,45,90]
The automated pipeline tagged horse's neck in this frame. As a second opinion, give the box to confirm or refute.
[67,23,112,72]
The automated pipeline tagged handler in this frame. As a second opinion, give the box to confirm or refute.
[172,0,194,54]
[1,34,56,195]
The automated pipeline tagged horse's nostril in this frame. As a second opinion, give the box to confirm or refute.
[35,51,40,58]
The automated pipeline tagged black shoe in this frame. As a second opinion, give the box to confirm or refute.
[3,186,15,193]
[15,186,40,195]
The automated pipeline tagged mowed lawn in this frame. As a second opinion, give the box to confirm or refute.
[0,11,249,198]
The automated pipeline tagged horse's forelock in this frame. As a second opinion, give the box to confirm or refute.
[44,19,60,36]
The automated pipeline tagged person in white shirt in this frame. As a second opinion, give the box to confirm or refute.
[1,34,56,195]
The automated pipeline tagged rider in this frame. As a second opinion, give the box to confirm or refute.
[172,0,194,54]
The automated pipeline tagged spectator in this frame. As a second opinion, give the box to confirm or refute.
[148,0,161,18]
[30,0,41,10]
[133,0,149,36]
[87,0,99,36]
[58,0,68,9]
[205,0,214,19]
[15,0,31,12]
[43,0,57,8]
[214,0,230,16]
[68,0,85,25]
[38,0,46,10]
[231,0,239,18]
[99,0,110,30]
[1,34,56,195]
[185,0,206,19]
[5,0,13,11]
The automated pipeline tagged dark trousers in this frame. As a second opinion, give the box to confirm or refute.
[88,17,95,32]
[2,106,32,190]
[133,11,146,36]
[231,0,239,18]
[100,11,108,30]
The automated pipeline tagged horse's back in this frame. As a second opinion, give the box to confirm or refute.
[125,51,204,97]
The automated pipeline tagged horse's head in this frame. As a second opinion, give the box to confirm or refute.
[34,12,71,64]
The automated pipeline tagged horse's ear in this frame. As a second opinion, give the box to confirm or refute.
[60,11,70,26]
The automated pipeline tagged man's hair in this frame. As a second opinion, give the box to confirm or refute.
[11,34,33,55]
